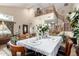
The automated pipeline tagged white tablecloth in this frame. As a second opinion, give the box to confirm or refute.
[16,36,63,56]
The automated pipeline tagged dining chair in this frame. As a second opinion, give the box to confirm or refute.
[8,41,27,56]
[57,39,73,56]
[8,41,36,56]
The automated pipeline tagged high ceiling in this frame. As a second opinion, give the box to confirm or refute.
[0,3,52,8]
[0,3,73,9]
[0,3,74,18]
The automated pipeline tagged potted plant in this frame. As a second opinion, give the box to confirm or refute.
[67,9,79,45]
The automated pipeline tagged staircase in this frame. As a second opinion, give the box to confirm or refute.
[53,5,72,31]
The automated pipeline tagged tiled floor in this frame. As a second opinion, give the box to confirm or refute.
[0,44,77,56]
[0,45,11,56]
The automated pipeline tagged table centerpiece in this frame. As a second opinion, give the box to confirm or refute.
[36,24,49,39]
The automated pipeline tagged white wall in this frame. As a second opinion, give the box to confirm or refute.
[73,3,79,9]
[32,13,57,26]
[0,6,35,34]
[0,3,74,34]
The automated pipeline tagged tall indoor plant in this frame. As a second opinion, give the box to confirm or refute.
[67,9,79,45]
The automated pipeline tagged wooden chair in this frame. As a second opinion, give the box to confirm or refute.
[8,41,27,56]
[57,39,73,56]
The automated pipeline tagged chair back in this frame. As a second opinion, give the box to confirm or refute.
[9,41,26,56]
[65,39,73,56]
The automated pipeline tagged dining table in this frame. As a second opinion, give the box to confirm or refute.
[16,36,63,56]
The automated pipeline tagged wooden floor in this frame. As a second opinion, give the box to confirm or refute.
[0,44,77,56]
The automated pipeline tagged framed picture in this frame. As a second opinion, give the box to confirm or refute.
[23,24,28,34]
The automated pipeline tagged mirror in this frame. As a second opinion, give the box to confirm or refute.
[23,24,28,34]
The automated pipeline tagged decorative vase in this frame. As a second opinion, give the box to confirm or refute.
[41,31,48,39]
[36,31,42,40]
[41,32,45,38]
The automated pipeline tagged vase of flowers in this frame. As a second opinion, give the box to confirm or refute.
[36,24,49,39]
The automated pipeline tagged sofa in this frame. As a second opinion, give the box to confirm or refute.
[0,36,10,45]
